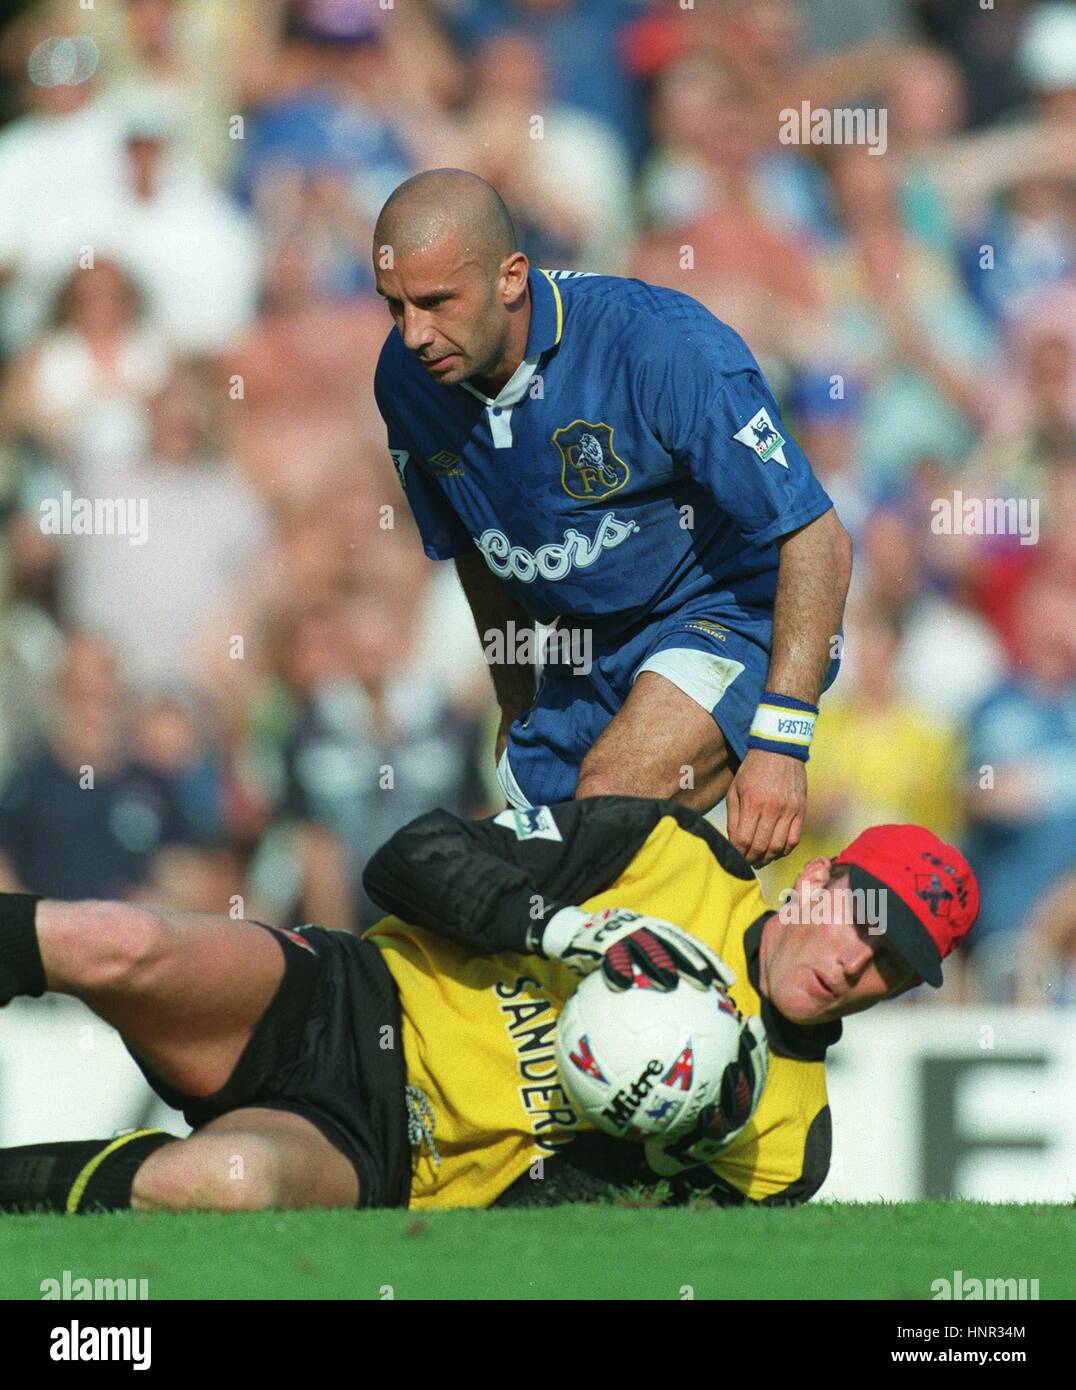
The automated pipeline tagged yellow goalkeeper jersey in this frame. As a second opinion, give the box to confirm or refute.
[365,802,833,1212]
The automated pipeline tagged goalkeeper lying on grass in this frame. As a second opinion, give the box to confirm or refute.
[0,797,977,1214]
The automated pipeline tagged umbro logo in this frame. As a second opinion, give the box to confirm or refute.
[428,450,463,477]
[388,448,463,483]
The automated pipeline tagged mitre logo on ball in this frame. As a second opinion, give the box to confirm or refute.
[555,970,746,1141]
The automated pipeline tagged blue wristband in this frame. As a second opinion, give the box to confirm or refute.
[746,692,818,762]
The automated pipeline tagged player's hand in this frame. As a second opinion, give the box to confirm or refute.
[726,748,806,867]
[539,907,736,993]
[645,1015,769,1174]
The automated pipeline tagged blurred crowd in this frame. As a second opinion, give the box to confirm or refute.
[0,0,1071,1006]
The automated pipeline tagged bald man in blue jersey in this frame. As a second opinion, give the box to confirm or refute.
[372,170,852,867]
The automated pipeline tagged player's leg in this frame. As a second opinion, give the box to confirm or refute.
[0,898,297,1216]
[131,1107,360,1211]
[2,905,388,1214]
[15,897,286,1097]
[0,1108,360,1214]
[575,670,735,811]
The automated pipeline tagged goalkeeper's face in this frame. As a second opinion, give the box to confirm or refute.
[375,240,529,389]
[761,861,919,1026]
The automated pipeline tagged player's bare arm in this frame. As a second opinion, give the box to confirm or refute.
[726,507,853,868]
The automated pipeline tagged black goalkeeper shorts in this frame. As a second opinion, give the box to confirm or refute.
[131,923,411,1209]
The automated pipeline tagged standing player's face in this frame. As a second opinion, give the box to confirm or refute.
[374,243,513,387]
[761,864,918,1025]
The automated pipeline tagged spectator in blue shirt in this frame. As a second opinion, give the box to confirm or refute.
[0,636,194,901]
[964,576,1076,999]
[434,0,651,168]
[234,1,413,298]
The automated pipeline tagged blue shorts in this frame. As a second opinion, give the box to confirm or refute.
[497,610,841,809]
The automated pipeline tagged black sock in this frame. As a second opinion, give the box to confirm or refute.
[0,1130,177,1213]
[0,893,45,1006]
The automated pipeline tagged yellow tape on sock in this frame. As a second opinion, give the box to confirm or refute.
[65,1129,162,1214]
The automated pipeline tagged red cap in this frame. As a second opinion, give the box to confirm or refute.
[834,825,980,987]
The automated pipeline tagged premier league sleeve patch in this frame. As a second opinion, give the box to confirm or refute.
[493,806,564,842]
[733,408,788,468]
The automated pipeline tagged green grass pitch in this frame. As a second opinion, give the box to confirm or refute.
[1,1203,1072,1300]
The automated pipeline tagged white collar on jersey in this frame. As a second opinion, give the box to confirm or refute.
[458,352,542,410]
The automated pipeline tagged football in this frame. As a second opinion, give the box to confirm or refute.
[555,970,746,1142]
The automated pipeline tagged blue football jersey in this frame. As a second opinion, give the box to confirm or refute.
[373,268,833,646]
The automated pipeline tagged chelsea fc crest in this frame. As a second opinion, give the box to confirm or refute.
[553,420,629,501]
